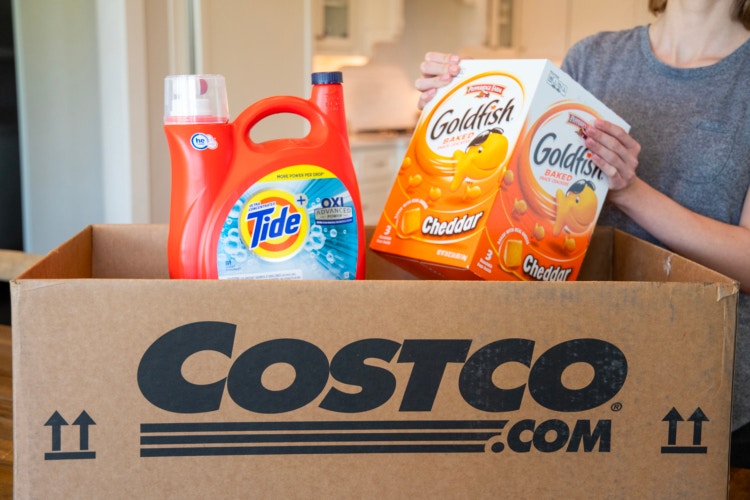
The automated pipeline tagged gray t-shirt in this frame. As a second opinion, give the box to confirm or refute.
[562,25,750,430]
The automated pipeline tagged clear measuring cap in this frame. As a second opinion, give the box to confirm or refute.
[164,74,229,124]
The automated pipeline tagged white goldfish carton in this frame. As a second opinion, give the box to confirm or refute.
[369,59,630,281]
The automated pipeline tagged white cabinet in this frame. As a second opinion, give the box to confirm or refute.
[465,0,655,63]
[313,0,404,56]
[350,135,409,225]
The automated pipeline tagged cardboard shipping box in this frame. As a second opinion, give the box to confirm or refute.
[11,224,738,499]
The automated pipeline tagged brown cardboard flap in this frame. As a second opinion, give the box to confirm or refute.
[14,224,740,287]
[576,226,613,281]
[15,226,93,280]
[611,229,737,286]
[12,224,740,289]
[16,225,169,281]
[92,224,169,279]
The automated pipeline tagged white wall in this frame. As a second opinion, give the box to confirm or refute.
[199,0,312,137]
[14,0,152,253]
[398,0,479,82]
[97,0,150,226]
[13,0,105,253]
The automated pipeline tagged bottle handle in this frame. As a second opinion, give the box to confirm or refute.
[233,95,329,152]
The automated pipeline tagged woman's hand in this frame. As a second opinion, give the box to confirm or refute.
[583,119,641,194]
[583,118,750,291]
[415,52,461,109]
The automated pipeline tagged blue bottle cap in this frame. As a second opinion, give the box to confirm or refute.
[312,72,343,85]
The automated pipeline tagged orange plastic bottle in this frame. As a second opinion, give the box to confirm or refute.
[164,72,365,280]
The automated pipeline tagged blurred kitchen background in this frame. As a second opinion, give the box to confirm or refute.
[0,0,653,255]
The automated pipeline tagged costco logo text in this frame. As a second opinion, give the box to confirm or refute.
[138,321,627,415]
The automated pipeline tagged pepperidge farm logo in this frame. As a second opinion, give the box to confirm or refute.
[134,321,636,457]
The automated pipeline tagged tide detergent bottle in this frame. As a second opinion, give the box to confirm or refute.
[164,72,365,280]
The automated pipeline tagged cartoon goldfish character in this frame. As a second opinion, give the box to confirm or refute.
[449,128,508,191]
[552,179,598,236]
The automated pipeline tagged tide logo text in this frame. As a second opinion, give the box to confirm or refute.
[244,203,301,250]
[137,321,628,415]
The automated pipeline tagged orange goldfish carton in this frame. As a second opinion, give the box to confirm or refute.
[369,59,630,281]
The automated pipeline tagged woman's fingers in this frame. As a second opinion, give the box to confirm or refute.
[415,53,461,109]
[584,120,641,190]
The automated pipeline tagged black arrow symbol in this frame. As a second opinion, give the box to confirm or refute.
[44,411,68,452]
[687,408,709,445]
[73,411,96,451]
[662,407,684,445]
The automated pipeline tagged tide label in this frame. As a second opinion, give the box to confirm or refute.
[218,165,359,280]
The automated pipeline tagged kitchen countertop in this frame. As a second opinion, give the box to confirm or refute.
[349,131,412,147]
